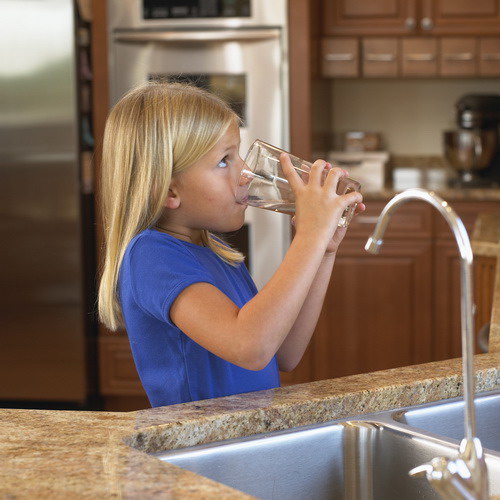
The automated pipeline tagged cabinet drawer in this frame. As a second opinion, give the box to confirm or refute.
[347,201,432,239]
[440,38,477,77]
[402,38,438,77]
[322,38,359,77]
[362,38,399,77]
[434,201,500,239]
[99,336,146,396]
[479,37,500,76]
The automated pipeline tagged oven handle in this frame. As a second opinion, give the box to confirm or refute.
[114,29,280,43]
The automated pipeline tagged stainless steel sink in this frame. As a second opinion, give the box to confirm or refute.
[392,390,500,453]
[154,395,500,499]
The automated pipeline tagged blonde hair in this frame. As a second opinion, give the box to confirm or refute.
[98,81,244,331]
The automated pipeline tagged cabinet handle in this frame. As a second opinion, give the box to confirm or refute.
[324,53,354,62]
[443,53,474,61]
[421,17,434,31]
[365,53,395,62]
[405,53,435,62]
[482,53,500,61]
[405,17,416,30]
[356,216,380,225]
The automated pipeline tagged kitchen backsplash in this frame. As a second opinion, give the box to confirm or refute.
[329,78,500,155]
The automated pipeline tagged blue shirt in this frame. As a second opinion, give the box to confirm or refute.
[118,229,280,407]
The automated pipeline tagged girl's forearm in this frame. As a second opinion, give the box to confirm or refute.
[236,233,328,368]
[276,252,336,371]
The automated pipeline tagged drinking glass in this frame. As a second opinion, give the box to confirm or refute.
[236,140,361,228]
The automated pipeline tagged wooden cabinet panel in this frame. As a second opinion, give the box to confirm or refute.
[474,255,497,351]
[323,0,417,36]
[402,37,438,76]
[321,38,359,77]
[433,240,463,361]
[434,201,500,239]
[479,37,500,76]
[312,239,432,380]
[421,0,500,35]
[347,201,432,239]
[440,38,477,77]
[362,38,400,77]
[99,336,146,396]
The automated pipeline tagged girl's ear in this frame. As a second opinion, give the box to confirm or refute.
[164,185,181,209]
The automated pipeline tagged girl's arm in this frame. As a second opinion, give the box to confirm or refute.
[170,159,363,371]
[276,201,366,372]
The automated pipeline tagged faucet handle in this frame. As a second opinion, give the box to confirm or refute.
[409,438,489,499]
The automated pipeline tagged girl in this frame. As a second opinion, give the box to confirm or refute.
[98,81,364,407]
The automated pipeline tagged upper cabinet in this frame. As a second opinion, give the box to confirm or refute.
[323,0,500,36]
[321,0,500,77]
[422,0,500,35]
[323,0,418,36]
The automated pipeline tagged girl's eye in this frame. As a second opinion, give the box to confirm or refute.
[217,157,228,168]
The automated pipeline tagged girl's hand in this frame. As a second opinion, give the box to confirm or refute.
[281,153,363,253]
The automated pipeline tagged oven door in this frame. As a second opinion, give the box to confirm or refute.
[111,29,290,288]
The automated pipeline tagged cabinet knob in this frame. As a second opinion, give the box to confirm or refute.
[405,17,416,30]
[421,17,434,31]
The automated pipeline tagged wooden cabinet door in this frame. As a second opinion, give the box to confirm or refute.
[440,38,477,77]
[362,38,400,77]
[402,37,438,76]
[311,238,433,381]
[479,37,500,76]
[433,201,500,361]
[323,0,418,36]
[421,0,500,35]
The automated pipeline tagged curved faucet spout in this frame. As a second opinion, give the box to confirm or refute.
[365,188,488,499]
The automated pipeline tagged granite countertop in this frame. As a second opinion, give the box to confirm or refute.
[2,218,500,498]
[361,184,500,202]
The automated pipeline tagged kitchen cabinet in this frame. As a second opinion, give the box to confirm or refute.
[323,0,500,36]
[362,38,399,77]
[439,38,477,77]
[320,1,500,78]
[402,37,438,76]
[479,38,500,76]
[322,0,418,36]
[321,38,360,77]
[322,35,500,78]
[433,201,500,360]
[283,199,500,385]
[421,0,500,36]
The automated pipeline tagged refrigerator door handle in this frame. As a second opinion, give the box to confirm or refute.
[114,29,280,43]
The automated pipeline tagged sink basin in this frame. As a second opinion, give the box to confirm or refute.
[155,412,500,499]
[392,390,500,453]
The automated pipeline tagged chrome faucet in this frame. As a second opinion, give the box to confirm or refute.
[365,188,489,500]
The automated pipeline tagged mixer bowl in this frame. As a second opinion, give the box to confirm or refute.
[443,129,497,173]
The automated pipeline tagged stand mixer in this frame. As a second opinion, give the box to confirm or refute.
[444,94,500,187]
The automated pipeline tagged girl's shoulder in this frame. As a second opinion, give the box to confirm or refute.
[125,228,214,264]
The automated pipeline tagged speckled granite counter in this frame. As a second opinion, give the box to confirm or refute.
[2,214,500,498]
[362,185,500,202]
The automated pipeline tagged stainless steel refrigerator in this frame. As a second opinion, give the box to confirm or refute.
[0,0,95,406]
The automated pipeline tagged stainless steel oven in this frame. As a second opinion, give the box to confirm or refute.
[107,0,289,288]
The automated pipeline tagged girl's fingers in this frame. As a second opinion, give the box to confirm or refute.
[280,153,303,191]
[324,166,345,192]
[341,190,363,208]
[308,159,329,185]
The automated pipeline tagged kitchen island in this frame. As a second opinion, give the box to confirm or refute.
[2,214,500,498]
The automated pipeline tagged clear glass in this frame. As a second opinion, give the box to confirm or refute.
[236,139,361,228]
